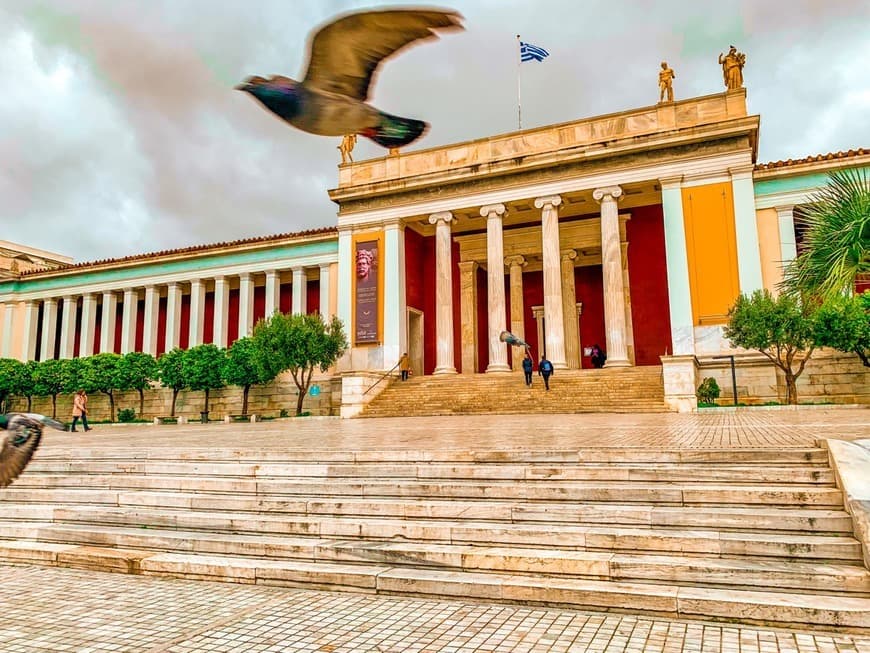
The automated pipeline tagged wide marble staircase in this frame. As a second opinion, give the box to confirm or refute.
[361,367,668,417]
[1,442,868,629]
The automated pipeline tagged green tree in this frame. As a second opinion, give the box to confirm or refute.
[0,358,25,412]
[223,337,275,416]
[252,312,347,416]
[18,361,39,412]
[183,344,226,418]
[723,290,816,405]
[781,168,870,299]
[813,291,870,368]
[122,352,158,417]
[158,348,187,417]
[88,353,125,422]
[32,359,68,419]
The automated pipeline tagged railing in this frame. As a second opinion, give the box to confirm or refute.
[363,361,401,396]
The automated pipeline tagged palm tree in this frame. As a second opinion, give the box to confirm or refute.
[781,167,870,300]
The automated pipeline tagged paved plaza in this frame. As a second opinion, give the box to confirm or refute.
[2,563,869,653]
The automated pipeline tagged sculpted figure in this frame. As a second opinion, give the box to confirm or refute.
[338,133,357,164]
[718,45,746,90]
[658,61,675,103]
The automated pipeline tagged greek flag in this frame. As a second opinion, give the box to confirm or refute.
[520,41,549,63]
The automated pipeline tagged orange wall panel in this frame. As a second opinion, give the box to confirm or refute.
[681,182,740,325]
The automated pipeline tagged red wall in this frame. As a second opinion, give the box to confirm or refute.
[253,286,266,325]
[227,289,240,344]
[575,265,606,368]
[307,280,320,316]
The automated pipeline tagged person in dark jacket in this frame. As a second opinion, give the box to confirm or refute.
[590,344,606,369]
[538,355,553,391]
[521,352,534,387]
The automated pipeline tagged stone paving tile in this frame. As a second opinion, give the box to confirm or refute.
[1,565,868,653]
[33,409,870,454]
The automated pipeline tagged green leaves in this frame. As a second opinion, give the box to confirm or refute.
[122,352,158,391]
[223,337,273,388]
[157,348,187,392]
[182,344,226,393]
[724,290,815,354]
[813,291,870,367]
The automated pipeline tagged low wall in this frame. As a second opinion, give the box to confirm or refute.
[7,373,343,422]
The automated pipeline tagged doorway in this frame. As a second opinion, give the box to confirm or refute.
[407,308,424,377]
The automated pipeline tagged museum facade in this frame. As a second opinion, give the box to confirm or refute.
[1,88,867,412]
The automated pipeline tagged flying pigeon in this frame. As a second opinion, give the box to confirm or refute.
[236,8,464,149]
[0,413,66,489]
[499,330,531,349]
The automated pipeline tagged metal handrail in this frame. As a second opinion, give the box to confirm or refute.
[363,361,402,395]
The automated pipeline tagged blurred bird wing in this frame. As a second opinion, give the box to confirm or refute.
[0,415,43,488]
[302,8,463,101]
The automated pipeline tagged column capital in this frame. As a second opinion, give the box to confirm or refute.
[659,176,683,190]
[319,262,331,272]
[166,281,180,290]
[265,269,280,278]
[61,294,75,301]
[560,249,578,262]
[479,203,506,218]
[729,164,755,179]
[213,275,227,283]
[774,204,795,218]
[428,211,454,225]
[122,287,136,294]
[533,195,562,210]
[383,217,404,230]
[238,272,251,281]
[457,260,478,273]
[504,255,526,268]
[592,186,623,203]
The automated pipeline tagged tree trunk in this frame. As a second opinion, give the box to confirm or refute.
[103,390,116,422]
[139,389,145,417]
[242,385,250,416]
[204,388,210,413]
[784,371,798,405]
[856,348,870,367]
[51,394,57,419]
[295,387,306,416]
[26,395,32,412]
[170,389,179,417]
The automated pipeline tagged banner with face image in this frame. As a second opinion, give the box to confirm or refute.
[354,239,379,344]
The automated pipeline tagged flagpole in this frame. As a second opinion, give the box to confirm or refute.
[516,34,522,130]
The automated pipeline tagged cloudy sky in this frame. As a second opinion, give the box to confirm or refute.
[1,0,868,261]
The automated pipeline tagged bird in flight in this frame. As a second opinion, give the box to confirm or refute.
[0,413,66,489]
[236,7,463,150]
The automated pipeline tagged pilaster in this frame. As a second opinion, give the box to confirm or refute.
[458,261,479,374]
[506,255,527,371]
[560,249,580,369]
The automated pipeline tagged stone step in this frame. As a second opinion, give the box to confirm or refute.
[20,461,836,484]
[12,505,861,561]
[0,540,866,628]
[0,490,853,533]
[2,526,867,595]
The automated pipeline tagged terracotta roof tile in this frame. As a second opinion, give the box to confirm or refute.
[20,226,338,277]
[755,148,868,171]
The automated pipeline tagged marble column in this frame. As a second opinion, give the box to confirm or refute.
[78,293,98,357]
[731,165,764,294]
[213,276,230,348]
[505,255,527,371]
[1,304,15,358]
[100,292,117,354]
[621,241,636,364]
[165,283,182,352]
[383,219,407,369]
[775,204,798,265]
[142,285,160,355]
[120,288,138,354]
[59,295,77,359]
[560,249,580,369]
[319,264,331,320]
[593,185,630,367]
[238,273,255,338]
[40,298,58,360]
[291,267,307,315]
[188,280,206,347]
[480,203,510,373]
[264,270,281,317]
[660,176,694,355]
[21,301,39,361]
[458,261,479,374]
[534,195,567,369]
[429,211,457,374]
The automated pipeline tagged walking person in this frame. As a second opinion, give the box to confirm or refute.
[399,352,411,381]
[538,355,553,391]
[521,352,534,387]
[71,390,92,432]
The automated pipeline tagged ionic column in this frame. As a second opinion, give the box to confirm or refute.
[319,264,331,320]
[213,276,230,348]
[78,293,98,357]
[458,261,479,374]
[58,296,77,359]
[238,273,255,338]
[593,186,630,367]
[560,249,580,369]
[100,292,117,354]
[660,176,694,355]
[383,219,407,369]
[40,298,58,360]
[264,270,281,317]
[775,204,797,264]
[480,203,510,373]
[188,280,206,347]
[21,301,39,361]
[505,255,527,371]
[534,195,567,369]
[120,288,138,354]
[429,211,457,374]
[1,303,15,358]
[291,267,307,315]
[621,241,636,364]
[142,285,160,355]
[165,283,182,351]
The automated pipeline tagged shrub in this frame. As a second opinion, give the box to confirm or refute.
[117,408,137,423]
[697,377,721,405]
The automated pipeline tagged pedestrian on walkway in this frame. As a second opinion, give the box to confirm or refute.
[538,355,553,391]
[521,352,534,387]
[399,353,411,381]
[71,390,92,432]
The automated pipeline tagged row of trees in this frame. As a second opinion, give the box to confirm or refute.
[723,167,869,404]
[0,312,347,420]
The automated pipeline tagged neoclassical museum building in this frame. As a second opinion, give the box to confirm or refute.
[1,86,868,415]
